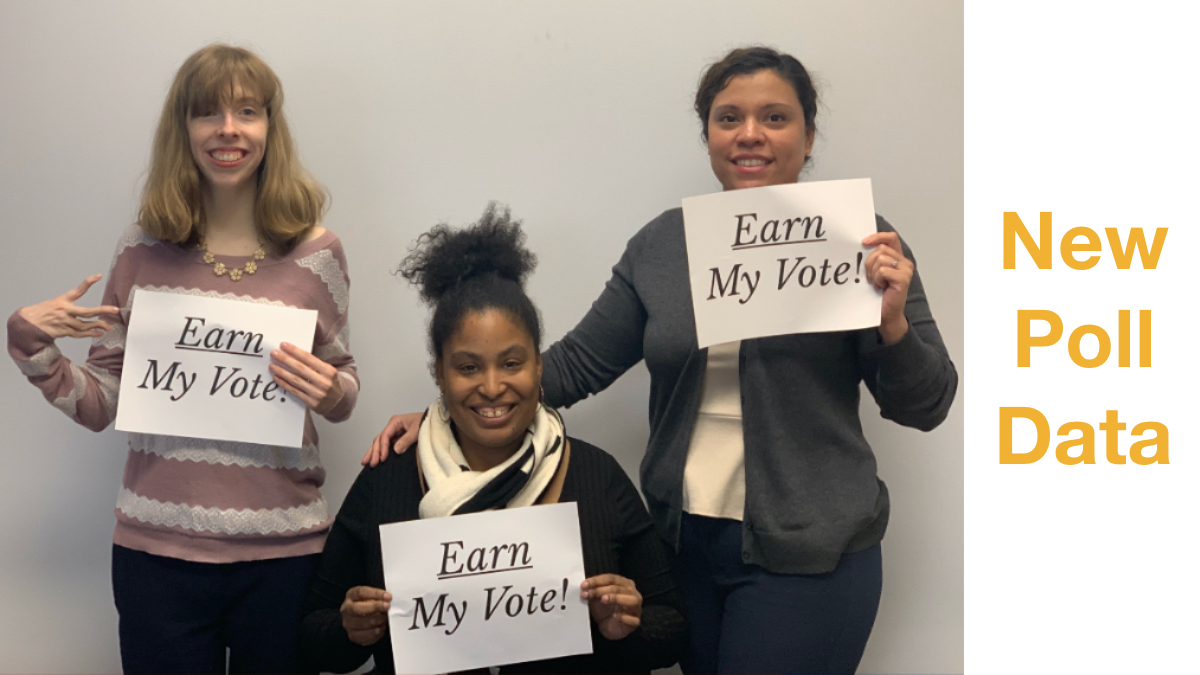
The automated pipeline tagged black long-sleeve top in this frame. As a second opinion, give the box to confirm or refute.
[299,437,687,674]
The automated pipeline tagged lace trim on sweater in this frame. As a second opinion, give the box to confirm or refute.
[15,343,62,377]
[116,488,329,535]
[128,434,321,471]
[52,367,88,418]
[108,226,158,271]
[130,285,297,309]
[295,249,349,314]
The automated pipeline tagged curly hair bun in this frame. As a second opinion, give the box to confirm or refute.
[400,202,537,304]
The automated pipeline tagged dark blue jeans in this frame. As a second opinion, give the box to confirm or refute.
[670,513,882,674]
[111,544,318,674]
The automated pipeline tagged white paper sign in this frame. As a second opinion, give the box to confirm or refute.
[115,290,317,447]
[380,502,591,674]
[682,179,882,348]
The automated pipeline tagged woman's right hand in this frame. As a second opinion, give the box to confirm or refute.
[18,274,120,339]
[341,586,392,647]
[362,413,423,466]
[581,574,643,640]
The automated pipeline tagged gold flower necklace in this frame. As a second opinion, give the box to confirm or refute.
[199,237,266,282]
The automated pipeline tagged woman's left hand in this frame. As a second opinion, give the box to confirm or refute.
[862,231,912,345]
[581,574,642,640]
[269,342,344,415]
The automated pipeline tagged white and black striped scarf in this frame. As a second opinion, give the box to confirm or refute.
[417,402,565,519]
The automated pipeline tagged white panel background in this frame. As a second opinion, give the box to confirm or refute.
[966,2,1195,673]
[0,2,963,672]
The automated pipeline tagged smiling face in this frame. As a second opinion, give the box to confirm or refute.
[186,85,268,193]
[706,69,814,191]
[436,309,543,470]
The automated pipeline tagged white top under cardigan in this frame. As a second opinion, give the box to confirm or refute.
[682,340,745,520]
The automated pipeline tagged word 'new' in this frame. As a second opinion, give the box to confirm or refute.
[1003,212,1167,270]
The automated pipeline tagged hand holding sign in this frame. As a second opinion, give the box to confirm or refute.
[581,573,642,640]
[18,274,120,339]
[342,586,393,647]
[269,342,344,414]
[862,230,913,344]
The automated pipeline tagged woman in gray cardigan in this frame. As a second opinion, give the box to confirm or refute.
[368,46,957,675]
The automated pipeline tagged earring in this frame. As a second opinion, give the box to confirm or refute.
[437,394,450,423]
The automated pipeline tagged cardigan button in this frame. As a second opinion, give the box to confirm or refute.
[741,551,751,561]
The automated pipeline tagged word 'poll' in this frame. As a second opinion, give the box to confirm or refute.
[1018,310,1151,368]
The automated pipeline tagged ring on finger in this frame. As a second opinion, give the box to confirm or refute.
[891,258,899,269]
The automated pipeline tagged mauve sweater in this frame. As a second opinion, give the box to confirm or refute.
[7,224,358,563]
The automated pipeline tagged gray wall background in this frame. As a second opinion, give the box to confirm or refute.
[0,2,963,672]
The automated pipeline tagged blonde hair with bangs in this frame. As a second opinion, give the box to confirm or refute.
[138,44,327,253]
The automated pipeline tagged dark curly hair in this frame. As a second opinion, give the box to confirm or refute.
[398,202,542,364]
[694,46,818,144]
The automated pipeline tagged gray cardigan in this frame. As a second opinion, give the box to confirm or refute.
[542,208,957,574]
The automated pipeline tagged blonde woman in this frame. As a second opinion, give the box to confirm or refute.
[7,44,357,673]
